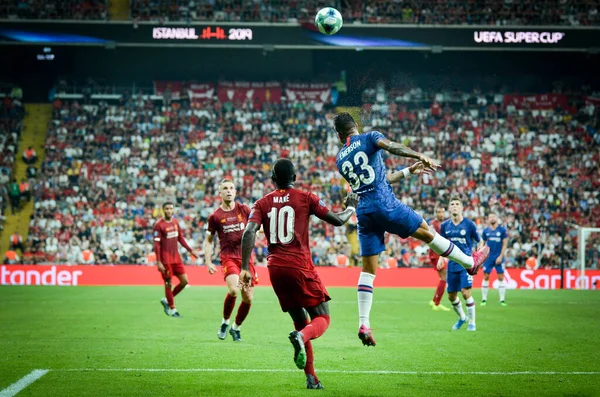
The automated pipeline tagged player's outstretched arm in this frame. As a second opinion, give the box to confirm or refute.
[377,138,440,172]
[387,161,434,185]
[321,193,359,227]
[203,234,217,274]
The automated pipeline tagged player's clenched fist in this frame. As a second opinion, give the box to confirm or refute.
[344,192,359,209]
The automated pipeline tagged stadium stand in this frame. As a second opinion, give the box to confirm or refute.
[0,0,107,20]
[13,80,600,269]
[129,0,600,25]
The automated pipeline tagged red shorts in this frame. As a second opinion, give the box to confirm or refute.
[268,265,331,312]
[160,262,185,280]
[222,258,257,285]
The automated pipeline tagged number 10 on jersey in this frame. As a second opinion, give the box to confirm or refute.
[267,206,296,244]
[341,152,375,190]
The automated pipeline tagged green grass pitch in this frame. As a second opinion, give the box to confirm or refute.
[1,286,599,396]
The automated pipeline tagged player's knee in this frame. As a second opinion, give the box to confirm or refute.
[180,280,188,287]
[228,289,238,298]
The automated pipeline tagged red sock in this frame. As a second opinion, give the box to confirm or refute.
[433,280,446,306]
[304,340,317,380]
[173,283,186,297]
[165,285,175,309]
[235,301,251,326]
[301,315,330,342]
[223,294,236,320]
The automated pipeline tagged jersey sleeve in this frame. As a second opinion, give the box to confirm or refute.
[439,222,447,238]
[471,221,481,243]
[248,201,263,226]
[308,193,331,220]
[152,221,161,242]
[501,227,508,239]
[367,130,386,152]
[207,213,218,236]
[482,229,488,241]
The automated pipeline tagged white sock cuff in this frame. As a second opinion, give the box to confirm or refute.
[359,272,376,285]
[451,298,461,305]
[482,280,489,287]
[465,296,475,304]
[498,280,506,287]
[429,233,450,255]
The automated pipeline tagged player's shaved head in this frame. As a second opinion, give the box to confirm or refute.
[334,112,357,140]
[271,158,296,189]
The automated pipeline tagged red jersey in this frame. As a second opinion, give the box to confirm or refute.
[249,188,330,271]
[153,218,193,264]
[428,218,443,265]
[207,203,251,261]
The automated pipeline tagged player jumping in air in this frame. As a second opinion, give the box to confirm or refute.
[438,197,480,331]
[479,213,509,306]
[429,206,451,312]
[240,158,358,390]
[153,202,201,318]
[205,179,256,342]
[333,112,489,345]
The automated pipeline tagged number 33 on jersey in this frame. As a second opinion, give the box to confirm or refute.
[249,188,331,269]
[336,130,396,215]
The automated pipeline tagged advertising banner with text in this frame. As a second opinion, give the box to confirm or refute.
[1,22,599,50]
[217,81,282,105]
[503,94,569,109]
[1,265,599,290]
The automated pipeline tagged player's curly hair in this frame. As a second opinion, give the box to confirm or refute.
[334,112,357,138]
[271,158,296,188]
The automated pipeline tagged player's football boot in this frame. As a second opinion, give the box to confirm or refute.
[170,310,182,318]
[452,317,468,330]
[218,323,229,340]
[358,325,376,346]
[160,298,170,316]
[467,324,476,332]
[468,246,490,275]
[288,331,307,369]
[438,303,451,312]
[229,328,242,342]
[306,374,324,389]
[500,301,507,307]
[481,300,487,306]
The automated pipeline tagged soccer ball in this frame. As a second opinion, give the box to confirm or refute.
[315,7,343,36]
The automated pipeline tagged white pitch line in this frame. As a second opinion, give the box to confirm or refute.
[56,368,600,375]
[0,370,49,397]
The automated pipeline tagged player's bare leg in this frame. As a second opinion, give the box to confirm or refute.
[431,267,450,312]
[219,274,239,340]
[497,272,507,306]
[288,303,329,389]
[481,272,490,305]
[357,255,377,346]
[412,221,489,275]
[167,274,187,317]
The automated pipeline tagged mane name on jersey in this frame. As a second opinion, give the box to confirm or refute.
[338,140,362,160]
[273,194,289,204]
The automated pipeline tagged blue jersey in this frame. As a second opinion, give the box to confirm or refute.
[440,218,480,273]
[336,131,399,215]
[482,226,508,258]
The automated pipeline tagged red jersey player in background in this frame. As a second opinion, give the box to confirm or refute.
[204,179,256,342]
[240,158,359,390]
[154,202,200,318]
[429,206,450,311]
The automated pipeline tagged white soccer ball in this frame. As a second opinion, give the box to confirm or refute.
[315,7,343,36]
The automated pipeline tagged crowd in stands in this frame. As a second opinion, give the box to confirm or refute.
[130,0,600,25]
[3,80,599,270]
[0,0,107,20]
[0,85,25,232]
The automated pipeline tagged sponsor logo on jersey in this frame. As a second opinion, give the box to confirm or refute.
[166,231,179,239]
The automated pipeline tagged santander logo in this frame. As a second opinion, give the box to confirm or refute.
[1,266,83,286]
[492,269,600,290]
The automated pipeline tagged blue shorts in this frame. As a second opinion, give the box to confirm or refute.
[447,270,473,293]
[483,256,505,274]
[357,203,423,257]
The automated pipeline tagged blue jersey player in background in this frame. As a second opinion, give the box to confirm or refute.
[479,213,509,306]
[439,197,480,332]
[333,112,490,345]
